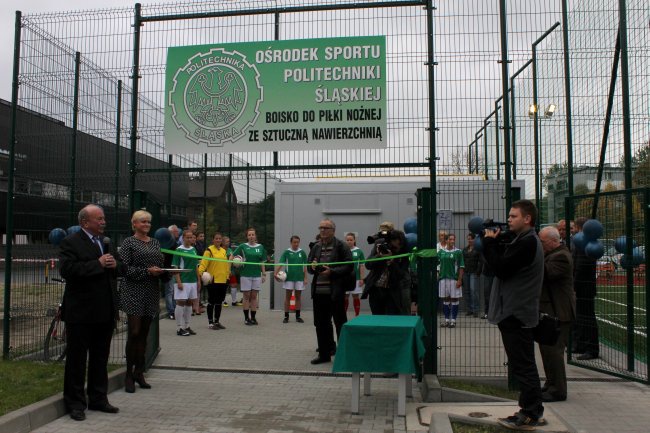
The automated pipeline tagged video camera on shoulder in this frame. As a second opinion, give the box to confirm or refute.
[367,230,392,255]
[468,217,509,237]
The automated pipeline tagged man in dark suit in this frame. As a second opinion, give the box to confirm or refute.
[539,226,575,402]
[59,204,123,421]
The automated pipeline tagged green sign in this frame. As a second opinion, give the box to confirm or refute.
[165,36,387,154]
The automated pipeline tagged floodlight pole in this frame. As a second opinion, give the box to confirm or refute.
[114,80,122,228]
[70,52,81,225]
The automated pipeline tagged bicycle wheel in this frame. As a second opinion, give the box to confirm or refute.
[44,316,66,361]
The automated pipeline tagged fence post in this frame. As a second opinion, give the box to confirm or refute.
[561,0,574,199]
[114,80,122,230]
[425,0,438,376]
[3,10,22,359]
[129,2,143,215]
[203,153,208,232]
[644,188,650,382]
[498,0,513,213]
[494,100,501,181]
[70,51,81,225]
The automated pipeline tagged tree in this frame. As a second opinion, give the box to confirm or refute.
[449,149,483,175]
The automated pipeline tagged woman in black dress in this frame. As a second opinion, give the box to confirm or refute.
[119,210,165,393]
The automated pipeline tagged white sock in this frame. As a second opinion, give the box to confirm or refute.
[175,305,184,329]
[231,288,237,302]
[183,305,192,328]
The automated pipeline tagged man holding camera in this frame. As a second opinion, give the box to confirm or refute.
[363,224,411,316]
[307,218,353,365]
[482,200,545,430]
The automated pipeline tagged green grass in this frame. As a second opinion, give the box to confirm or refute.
[0,361,122,417]
[594,282,648,362]
[452,422,508,433]
[439,378,519,400]
[0,360,65,416]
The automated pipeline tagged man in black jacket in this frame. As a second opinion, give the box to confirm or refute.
[483,200,545,430]
[572,217,599,360]
[59,204,124,421]
[307,218,353,365]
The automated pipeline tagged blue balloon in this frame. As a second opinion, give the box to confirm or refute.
[572,232,587,252]
[468,216,484,235]
[582,219,604,241]
[66,225,82,235]
[403,217,417,234]
[48,228,67,246]
[584,241,604,259]
[614,236,637,254]
[154,227,175,249]
[474,235,483,253]
[405,232,417,249]
[632,247,645,266]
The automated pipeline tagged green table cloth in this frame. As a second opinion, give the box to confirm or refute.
[332,315,427,374]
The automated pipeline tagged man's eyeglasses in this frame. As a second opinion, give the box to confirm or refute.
[318,226,333,230]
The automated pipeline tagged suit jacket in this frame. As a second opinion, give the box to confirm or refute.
[540,245,576,322]
[59,231,124,324]
[307,236,353,301]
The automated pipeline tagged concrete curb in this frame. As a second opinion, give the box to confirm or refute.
[0,367,126,433]
[420,374,513,403]
[428,413,454,433]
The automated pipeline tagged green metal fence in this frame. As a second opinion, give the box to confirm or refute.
[2,0,648,384]
[567,188,649,383]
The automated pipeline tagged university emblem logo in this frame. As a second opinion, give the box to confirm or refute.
[169,48,263,147]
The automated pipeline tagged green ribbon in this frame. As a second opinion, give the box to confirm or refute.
[160,247,437,267]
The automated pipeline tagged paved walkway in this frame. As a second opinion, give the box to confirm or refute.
[32,306,650,433]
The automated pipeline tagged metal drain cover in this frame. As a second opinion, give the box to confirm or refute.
[468,412,490,418]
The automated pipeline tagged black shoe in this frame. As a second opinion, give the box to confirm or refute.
[214,322,226,329]
[69,409,86,421]
[541,391,566,402]
[330,347,337,356]
[310,356,331,365]
[498,412,539,430]
[134,373,151,389]
[296,317,304,323]
[245,319,254,326]
[251,318,258,325]
[186,327,197,335]
[88,403,120,413]
[576,353,598,361]
[169,314,175,320]
[124,375,136,393]
[283,317,289,323]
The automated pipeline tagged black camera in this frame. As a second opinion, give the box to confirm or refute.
[482,218,509,234]
[376,240,392,255]
[367,229,391,245]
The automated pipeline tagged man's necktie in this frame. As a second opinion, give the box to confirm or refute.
[93,236,103,255]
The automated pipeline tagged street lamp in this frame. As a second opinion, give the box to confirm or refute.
[528,104,537,119]
[544,103,556,118]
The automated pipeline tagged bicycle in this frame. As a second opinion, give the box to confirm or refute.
[43,278,66,362]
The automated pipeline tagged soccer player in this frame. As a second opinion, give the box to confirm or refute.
[438,233,464,328]
[231,228,267,325]
[344,233,365,317]
[198,232,230,329]
[172,230,200,336]
[275,235,308,323]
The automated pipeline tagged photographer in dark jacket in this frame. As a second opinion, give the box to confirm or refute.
[482,200,545,430]
[363,229,411,315]
[307,218,353,365]
[572,217,599,360]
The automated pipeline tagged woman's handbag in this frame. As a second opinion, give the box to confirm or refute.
[533,286,561,345]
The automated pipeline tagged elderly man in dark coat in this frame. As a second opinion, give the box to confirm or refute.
[538,226,575,402]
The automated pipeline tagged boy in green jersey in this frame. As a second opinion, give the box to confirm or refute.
[172,230,201,336]
[438,233,464,328]
[275,235,308,323]
[344,233,366,316]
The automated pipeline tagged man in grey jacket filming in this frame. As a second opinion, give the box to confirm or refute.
[482,200,545,430]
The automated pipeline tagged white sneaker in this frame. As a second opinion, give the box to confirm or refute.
[449,321,456,328]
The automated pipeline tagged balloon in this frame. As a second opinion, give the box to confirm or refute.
[48,228,67,246]
[584,241,604,259]
[405,232,418,250]
[614,236,637,254]
[474,235,483,253]
[582,219,603,241]
[154,227,176,249]
[403,217,417,234]
[572,232,586,252]
[468,216,484,235]
[66,225,82,235]
[632,247,645,266]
